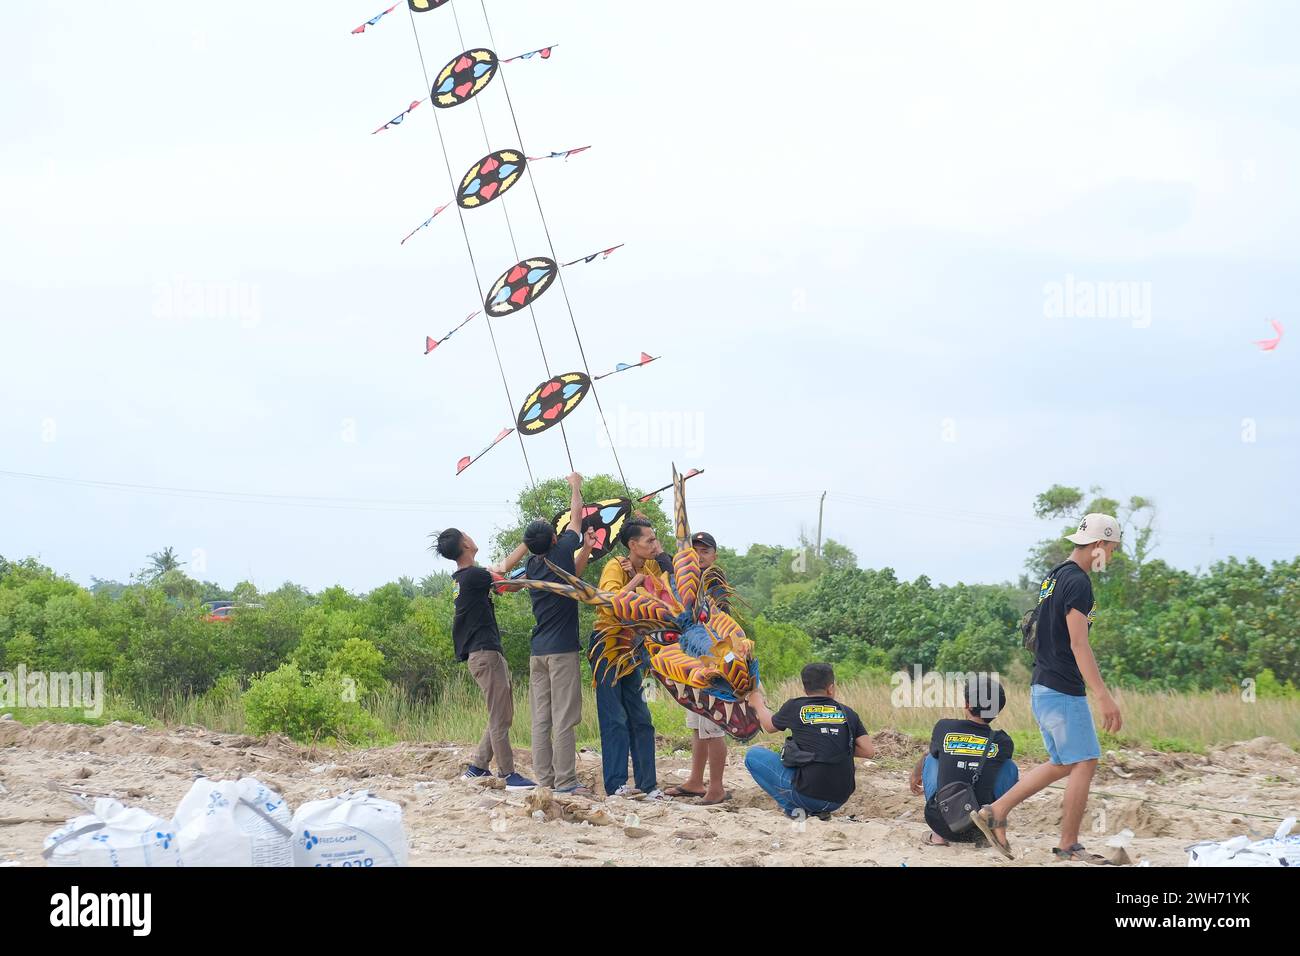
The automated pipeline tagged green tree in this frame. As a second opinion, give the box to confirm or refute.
[1027,484,1156,574]
[491,474,671,575]
[147,547,184,580]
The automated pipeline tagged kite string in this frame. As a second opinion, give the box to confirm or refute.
[476,0,632,499]
[407,6,537,489]
[449,0,575,475]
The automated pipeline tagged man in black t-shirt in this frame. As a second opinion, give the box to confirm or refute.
[745,663,875,819]
[435,526,536,791]
[522,472,597,795]
[970,514,1125,863]
[910,676,1019,845]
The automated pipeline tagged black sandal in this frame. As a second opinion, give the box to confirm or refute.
[1052,843,1111,864]
[969,807,1014,860]
[663,785,706,798]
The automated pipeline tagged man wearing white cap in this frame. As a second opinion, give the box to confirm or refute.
[971,513,1124,863]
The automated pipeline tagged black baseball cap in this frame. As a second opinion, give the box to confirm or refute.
[691,532,717,550]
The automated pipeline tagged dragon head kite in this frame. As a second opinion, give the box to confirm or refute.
[518,465,761,741]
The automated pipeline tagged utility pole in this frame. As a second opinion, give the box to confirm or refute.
[816,491,827,558]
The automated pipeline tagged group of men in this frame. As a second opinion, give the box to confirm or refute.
[436,483,1126,862]
[434,473,733,799]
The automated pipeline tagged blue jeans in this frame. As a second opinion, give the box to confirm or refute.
[1031,684,1101,765]
[744,747,842,817]
[921,755,1020,802]
[592,642,657,795]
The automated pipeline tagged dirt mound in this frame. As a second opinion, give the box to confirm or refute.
[1209,736,1298,771]
[1103,749,1185,780]
[870,729,927,759]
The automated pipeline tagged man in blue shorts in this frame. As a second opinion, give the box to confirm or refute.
[970,514,1124,863]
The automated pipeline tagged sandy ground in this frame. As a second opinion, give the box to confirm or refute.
[1,718,1297,866]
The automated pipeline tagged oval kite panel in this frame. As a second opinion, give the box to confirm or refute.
[431,49,498,108]
[458,149,527,209]
[517,372,590,435]
[552,497,632,562]
[408,0,449,11]
[486,256,557,315]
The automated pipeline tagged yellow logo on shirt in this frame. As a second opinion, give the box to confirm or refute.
[942,732,1000,759]
[1038,576,1056,604]
[799,705,846,725]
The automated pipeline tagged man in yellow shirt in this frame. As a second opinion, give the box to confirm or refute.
[593,518,667,798]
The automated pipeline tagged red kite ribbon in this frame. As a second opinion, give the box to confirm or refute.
[456,428,514,475]
[425,311,481,354]
[372,98,427,134]
[501,45,557,63]
[401,203,450,245]
[352,3,400,34]
[593,352,659,381]
[561,243,624,267]
[526,146,592,162]
[1254,319,1284,351]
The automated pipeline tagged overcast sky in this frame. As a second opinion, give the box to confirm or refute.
[2,1,1297,592]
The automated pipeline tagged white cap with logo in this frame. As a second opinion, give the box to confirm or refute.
[1066,513,1122,546]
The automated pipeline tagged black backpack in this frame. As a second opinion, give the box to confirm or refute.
[1020,561,1071,653]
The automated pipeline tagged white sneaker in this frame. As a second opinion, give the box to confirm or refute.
[644,789,667,801]
[613,786,642,798]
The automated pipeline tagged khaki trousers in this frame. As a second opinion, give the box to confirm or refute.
[468,649,515,775]
[529,652,582,790]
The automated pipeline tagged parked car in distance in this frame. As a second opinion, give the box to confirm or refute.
[202,601,262,622]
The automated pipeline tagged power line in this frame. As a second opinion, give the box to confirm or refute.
[3,469,1296,549]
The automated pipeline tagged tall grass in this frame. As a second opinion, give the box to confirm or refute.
[821,679,1300,758]
[10,676,1298,756]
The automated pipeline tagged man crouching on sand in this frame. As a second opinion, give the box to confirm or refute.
[745,663,874,819]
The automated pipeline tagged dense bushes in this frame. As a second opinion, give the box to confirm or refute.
[2,528,1296,742]
[243,662,385,744]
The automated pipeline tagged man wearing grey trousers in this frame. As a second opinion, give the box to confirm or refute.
[523,472,597,795]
